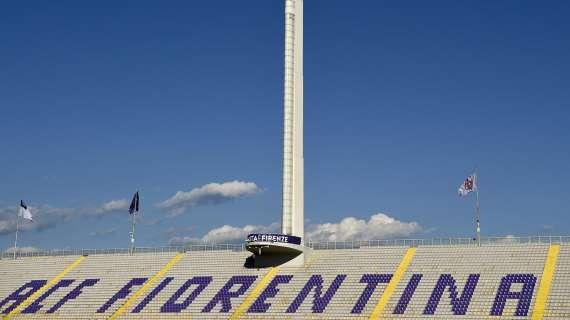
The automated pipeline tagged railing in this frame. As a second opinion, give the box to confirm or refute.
[0,244,246,260]
[307,236,570,250]
[2,236,569,259]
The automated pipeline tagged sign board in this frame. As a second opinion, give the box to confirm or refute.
[246,233,302,245]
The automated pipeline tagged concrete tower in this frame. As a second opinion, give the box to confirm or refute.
[282,0,304,242]
[245,0,307,265]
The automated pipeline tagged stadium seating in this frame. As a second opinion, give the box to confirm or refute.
[0,242,568,319]
[546,245,570,319]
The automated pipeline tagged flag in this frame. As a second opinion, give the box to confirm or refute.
[458,174,476,197]
[129,192,139,215]
[19,200,33,221]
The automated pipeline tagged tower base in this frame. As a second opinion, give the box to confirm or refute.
[245,233,311,268]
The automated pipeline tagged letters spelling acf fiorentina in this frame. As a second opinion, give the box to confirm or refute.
[1,272,538,316]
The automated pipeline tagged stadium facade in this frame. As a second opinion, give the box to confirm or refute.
[1,1,568,319]
[1,238,569,319]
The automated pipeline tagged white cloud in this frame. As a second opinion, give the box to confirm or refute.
[5,246,40,254]
[163,226,195,237]
[168,236,202,246]
[0,220,11,235]
[202,223,279,243]
[0,207,19,235]
[143,219,161,226]
[0,198,130,236]
[0,205,76,236]
[158,180,261,216]
[307,213,422,242]
[89,228,117,237]
[95,199,130,215]
[169,222,279,245]
[168,212,421,245]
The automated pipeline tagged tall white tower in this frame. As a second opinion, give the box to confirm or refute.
[245,0,306,262]
[282,0,304,242]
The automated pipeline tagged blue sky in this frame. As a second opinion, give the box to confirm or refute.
[1,0,569,251]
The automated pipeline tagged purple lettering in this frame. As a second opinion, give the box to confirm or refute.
[491,274,536,316]
[0,280,46,314]
[160,276,212,313]
[393,274,422,314]
[22,279,74,314]
[248,275,293,313]
[351,274,392,314]
[132,277,173,313]
[202,276,257,313]
[286,274,346,313]
[423,274,479,315]
[97,278,147,313]
[47,279,99,313]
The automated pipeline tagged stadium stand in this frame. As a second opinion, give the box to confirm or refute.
[546,245,570,319]
[0,238,568,319]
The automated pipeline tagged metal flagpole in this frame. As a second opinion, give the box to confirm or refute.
[130,213,136,255]
[475,167,481,247]
[129,192,138,255]
[14,203,20,260]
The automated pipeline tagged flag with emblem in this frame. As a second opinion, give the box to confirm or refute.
[458,173,476,197]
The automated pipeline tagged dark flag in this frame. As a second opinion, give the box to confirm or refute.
[129,192,139,215]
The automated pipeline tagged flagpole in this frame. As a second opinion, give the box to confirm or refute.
[14,203,20,260]
[475,167,481,247]
[129,191,138,255]
[130,211,136,255]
